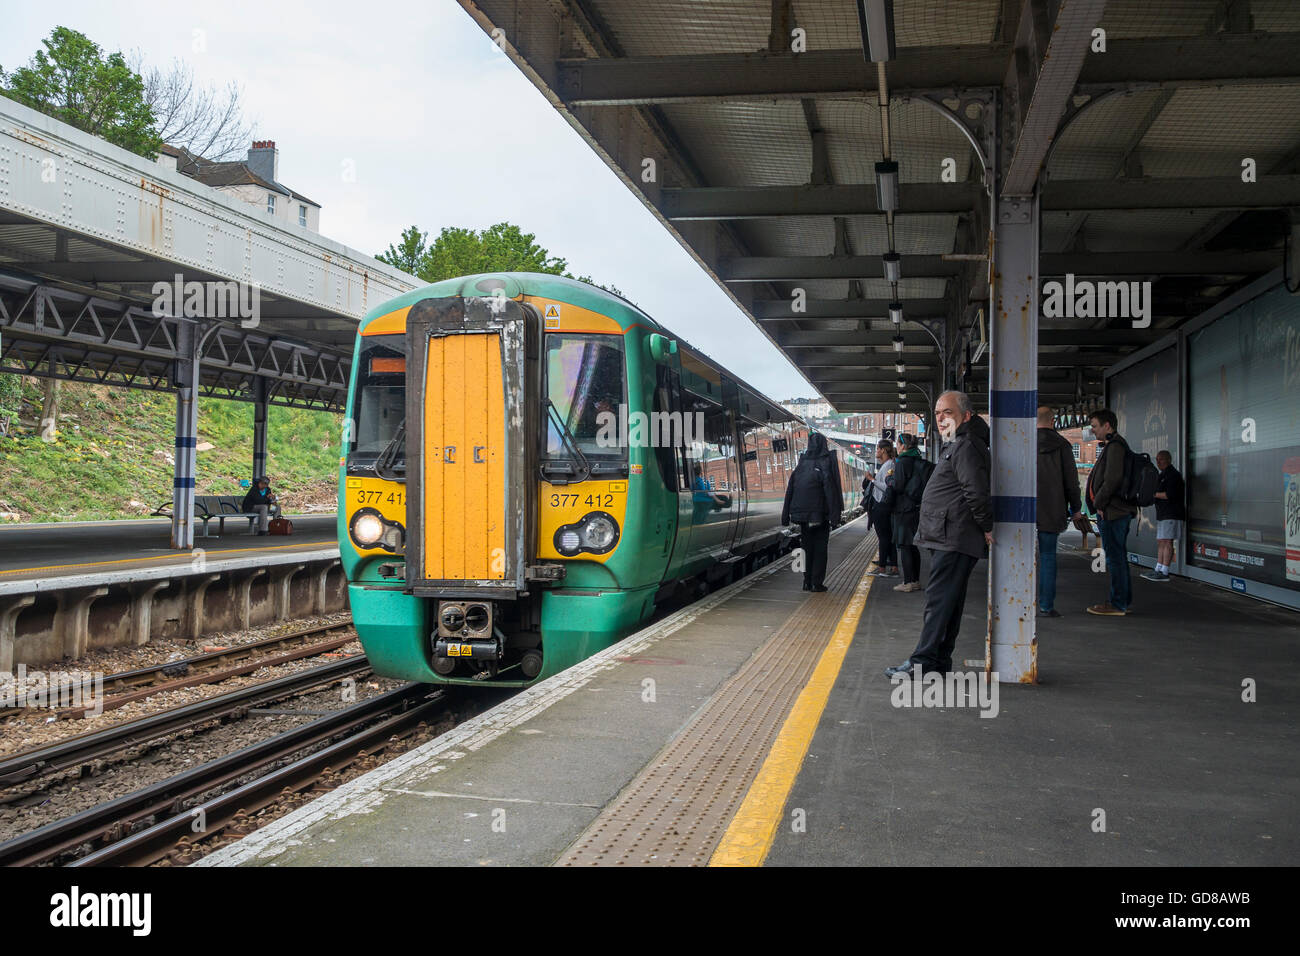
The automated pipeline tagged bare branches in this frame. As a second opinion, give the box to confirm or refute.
[131,54,256,162]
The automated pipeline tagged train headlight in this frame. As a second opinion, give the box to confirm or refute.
[350,507,405,553]
[579,514,618,551]
[554,511,620,557]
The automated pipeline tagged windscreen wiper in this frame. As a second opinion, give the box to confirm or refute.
[374,419,406,483]
[541,400,591,484]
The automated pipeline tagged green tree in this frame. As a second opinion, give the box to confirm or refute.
[375,225,429,276]
[421,222,570,283]
[377,221,627,299]
[1,26,162,158]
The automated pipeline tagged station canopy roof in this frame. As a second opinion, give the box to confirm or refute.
[458,0,1300,412]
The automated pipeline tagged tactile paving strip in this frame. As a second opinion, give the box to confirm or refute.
[556,529,878,866]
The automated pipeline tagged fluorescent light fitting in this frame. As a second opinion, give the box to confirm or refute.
[856,0,897,63]
[875,161,900,212]
[882,251,902,282]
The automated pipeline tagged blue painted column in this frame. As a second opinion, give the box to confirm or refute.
[988,191,1039,684]
[171,321,200,550]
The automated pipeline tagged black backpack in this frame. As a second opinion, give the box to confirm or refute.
[1118,439,1160,507]
[891,456,934,511]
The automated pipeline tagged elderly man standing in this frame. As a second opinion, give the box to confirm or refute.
[885,391,992,678]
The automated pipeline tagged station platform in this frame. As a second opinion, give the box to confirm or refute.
[199,517,1299,867]
[0,514,338,596]
[0,515,344,670]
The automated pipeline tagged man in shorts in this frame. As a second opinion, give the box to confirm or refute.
[1141,450,1185,582]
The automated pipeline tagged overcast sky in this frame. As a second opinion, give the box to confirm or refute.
[1,0,818,401]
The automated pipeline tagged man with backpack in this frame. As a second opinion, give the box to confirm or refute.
[887,433,931,592]
[1085,409,1136,616]
[1036,407,1082,617]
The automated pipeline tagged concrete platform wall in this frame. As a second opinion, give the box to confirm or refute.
[0,556,347,670]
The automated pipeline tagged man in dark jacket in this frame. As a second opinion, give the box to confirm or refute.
[1085,408,1136,615]
[1141,450,1185,583]
[781,432,844,592]
[1036,406,1082,617]
[887,433,927,592]
[885,391,992,677]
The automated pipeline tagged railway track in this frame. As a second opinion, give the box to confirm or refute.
[0,655,370,787]
[0,682,447,867]
[2,617,357,720]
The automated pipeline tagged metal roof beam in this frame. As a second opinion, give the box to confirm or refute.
[1000,0,1112,199]
[752,297,948,320]
[661,184,983,219]
[722,255,962,281]
[727,251,1274,283]
[779,329,1162,348]
[662,178,1300,220]
[555,33,1300,105]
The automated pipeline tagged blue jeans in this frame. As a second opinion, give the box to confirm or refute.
[1037,531,1059,612]
[1097,516,1133,611]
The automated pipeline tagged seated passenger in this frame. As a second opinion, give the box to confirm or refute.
[242,476,281,535]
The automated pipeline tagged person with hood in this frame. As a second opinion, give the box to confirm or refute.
[885,391,992,677]
[781,432,844,592]
[1036,406,1082,617]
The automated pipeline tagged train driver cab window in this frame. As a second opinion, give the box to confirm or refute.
[348,336,406,478]
[542,334,627,478]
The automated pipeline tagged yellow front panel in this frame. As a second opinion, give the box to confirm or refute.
[344,476,407,556]
[423,332,506,580]
[537,480,629,562]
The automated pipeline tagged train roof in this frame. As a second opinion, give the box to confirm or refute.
[361,272,800,427]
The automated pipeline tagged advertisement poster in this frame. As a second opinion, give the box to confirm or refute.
[1186,283,1300,592]
[1109,346,1179,565]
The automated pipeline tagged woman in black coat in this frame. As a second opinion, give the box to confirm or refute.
[780,432,844,591]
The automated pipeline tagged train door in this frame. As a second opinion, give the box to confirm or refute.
[685,406,740,563]
[654,364,690,579]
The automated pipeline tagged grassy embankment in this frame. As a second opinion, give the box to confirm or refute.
[0,377,342,522]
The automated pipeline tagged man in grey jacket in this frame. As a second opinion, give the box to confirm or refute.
[885,391,993,678]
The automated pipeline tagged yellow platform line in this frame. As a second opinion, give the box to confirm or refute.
[0,540,330,576]
[709,559,876,867]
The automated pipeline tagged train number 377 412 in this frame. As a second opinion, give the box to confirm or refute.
[551,493,615,508]
[355,490,405,506]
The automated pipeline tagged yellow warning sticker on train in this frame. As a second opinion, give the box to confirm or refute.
[544,303,561,328]
[447,643,462,656]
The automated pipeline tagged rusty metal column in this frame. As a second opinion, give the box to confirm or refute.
[171,321,200,550]
[988,189,1039,684]
[252,376,269,481]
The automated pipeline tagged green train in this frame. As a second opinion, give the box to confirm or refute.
[340,273,869,687]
